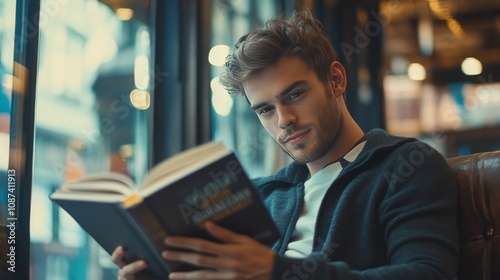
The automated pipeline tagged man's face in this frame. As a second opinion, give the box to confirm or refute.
[243,56,343,164]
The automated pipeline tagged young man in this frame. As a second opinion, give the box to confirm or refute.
[112,10,459,280]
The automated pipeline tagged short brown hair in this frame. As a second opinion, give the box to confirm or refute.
[219,9,338,96]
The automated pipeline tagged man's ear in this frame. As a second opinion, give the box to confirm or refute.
[329,61,347,97]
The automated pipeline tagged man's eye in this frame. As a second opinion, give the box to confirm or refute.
[289,90,304,100]
[259,107,272,115]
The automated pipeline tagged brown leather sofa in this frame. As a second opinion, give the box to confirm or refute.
[447,151,500,280]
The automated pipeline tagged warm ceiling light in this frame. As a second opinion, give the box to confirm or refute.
[407,63,426,81]
[208,45,230,67]
[134,55,149,90]
[130,89,150,110]
[119,144,134,159]
[428,0,464,38]
[446,18,464,38]
[116,8,134,21]
[461,57,482,76]
[210,77,233,116]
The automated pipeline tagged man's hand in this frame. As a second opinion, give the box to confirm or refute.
[163,221,275,280]
[111,246,150,280]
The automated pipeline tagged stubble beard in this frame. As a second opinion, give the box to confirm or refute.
[279,97,343,165]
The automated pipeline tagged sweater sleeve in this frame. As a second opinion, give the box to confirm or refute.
[271,142,459,280]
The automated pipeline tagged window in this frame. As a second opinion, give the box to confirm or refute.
[209,0,293,178]
[29,1,155,278]
[0,0,17,277]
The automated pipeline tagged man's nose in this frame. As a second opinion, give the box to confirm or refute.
[277,105,297,129]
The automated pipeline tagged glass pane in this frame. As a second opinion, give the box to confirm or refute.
[30,1,155,279]
[0,2,15,169]
[210,1,291,178]
[0,0,16,277]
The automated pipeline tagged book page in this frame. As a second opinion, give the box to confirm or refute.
[139,142,231,196]
[140,142,228,189]
[49,191,128,203]
[59,172,135,196]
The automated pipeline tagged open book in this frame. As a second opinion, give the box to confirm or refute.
[50,142,280,278]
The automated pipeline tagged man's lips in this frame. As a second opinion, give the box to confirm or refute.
[282,130,310,144]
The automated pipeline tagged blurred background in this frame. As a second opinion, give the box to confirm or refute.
[0,0,499,279]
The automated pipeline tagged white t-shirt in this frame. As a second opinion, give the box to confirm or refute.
[285,140,367,257]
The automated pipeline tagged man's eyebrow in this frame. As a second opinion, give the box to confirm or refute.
[249,80,305,112]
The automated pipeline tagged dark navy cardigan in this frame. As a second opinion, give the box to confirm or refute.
[252,129,459,280]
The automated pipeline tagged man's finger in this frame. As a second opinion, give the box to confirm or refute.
[163,250,239,271]
[204,221,251,244]
[164,236,233,257]
[111,246,128,268]
[169,270,239,280]
[118,260,148,279]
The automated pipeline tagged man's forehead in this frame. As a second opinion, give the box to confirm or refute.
[243,58,315,103]
[242,82,259,106]
[242,72,270,103]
